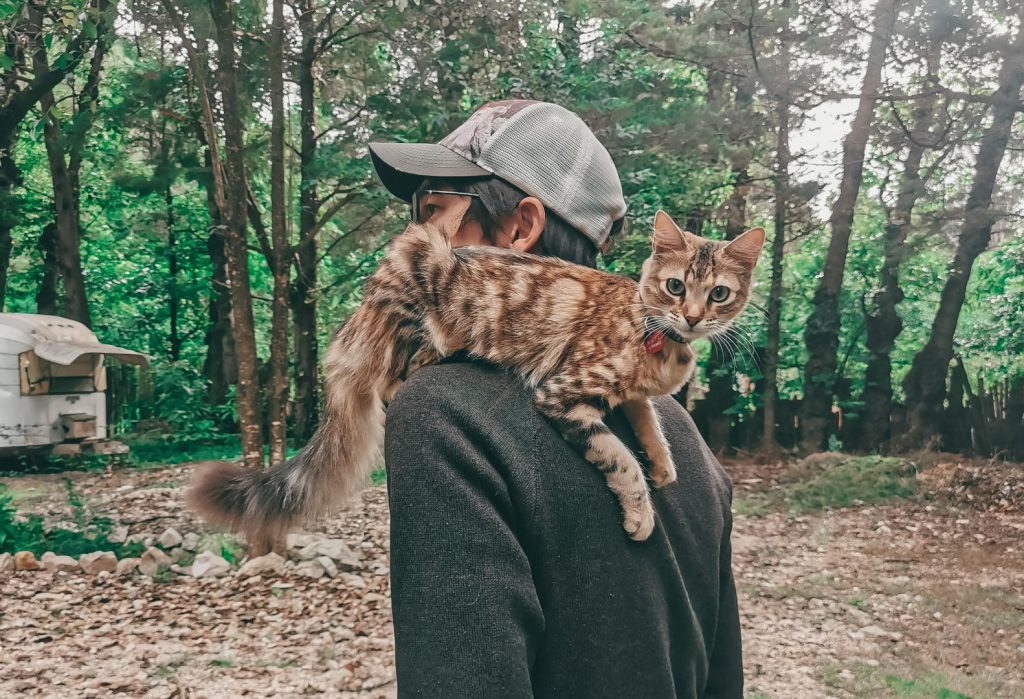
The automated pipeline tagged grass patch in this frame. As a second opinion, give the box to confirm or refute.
[822,660,1005,698]
[884,674,973,698]
[0,481,144,558]
[735,454,919,516]
[371,467,387,486]
[209,658,235,668]
[126,436,242,468]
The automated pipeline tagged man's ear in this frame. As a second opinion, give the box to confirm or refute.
[509,197,546,253]
[723,226,766,269]
[652,210,687,253]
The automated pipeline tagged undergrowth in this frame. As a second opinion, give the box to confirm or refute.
[736,454,920,516]
[0,480,144,558]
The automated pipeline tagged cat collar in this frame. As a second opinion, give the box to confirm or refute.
[643,317,687,353]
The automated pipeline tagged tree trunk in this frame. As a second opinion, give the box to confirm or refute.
[203,219,237,404]
[38,91,91,326]
[210,0,264,468]
[701,60,755,452]
[166,183,181,361]
[857,51,941,451]
[36,221,59,314]
[799,0,898,453]
[267,0,290,465]
[292,0,320,442]
[902,21,1024,448]
[703,164,750,452]
[761,3,791,454]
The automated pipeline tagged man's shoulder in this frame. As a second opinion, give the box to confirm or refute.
[389,361,535,423]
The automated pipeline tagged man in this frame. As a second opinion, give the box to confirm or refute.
[372,100,743,698]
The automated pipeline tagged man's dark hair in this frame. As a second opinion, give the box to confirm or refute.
[420,177,623,268]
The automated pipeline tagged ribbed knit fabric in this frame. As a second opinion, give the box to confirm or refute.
[385,362,743,698]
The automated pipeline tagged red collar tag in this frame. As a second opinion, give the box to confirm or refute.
[643,330,666,354]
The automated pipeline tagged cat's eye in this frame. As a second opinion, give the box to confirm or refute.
[709,285,731,303]
[666,278,685,296]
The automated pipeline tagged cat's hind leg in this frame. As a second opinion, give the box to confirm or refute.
[622,398,677,488]
[534,387,655,541]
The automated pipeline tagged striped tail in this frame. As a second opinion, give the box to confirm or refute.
[186,223,451,553]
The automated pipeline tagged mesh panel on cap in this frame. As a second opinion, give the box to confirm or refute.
[475,103,626,247]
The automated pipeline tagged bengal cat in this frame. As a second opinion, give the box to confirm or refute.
[189,211,764,549]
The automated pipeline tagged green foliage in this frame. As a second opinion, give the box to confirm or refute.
[2,0,1021,457]
[0,482,143,558]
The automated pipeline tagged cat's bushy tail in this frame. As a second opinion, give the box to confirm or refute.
[187,222,450,552]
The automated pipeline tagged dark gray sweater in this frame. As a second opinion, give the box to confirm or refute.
[384,362,743,698]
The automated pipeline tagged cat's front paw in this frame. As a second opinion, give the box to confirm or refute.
[623,499,656,541]
[650,462,677,489]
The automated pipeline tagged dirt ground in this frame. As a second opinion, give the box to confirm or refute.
[1,461,1022,698]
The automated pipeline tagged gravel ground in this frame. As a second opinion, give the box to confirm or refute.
[1,462,1022,698]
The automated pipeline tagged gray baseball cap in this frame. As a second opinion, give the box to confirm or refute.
[369,100,627,248]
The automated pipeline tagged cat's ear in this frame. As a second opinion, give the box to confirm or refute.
[723,226,766,269]
[652,210,688,253]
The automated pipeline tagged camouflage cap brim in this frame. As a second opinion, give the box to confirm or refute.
[369,142,491,202]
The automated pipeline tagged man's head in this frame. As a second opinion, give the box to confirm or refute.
[369,100,626,267]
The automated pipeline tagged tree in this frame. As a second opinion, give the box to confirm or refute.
[901,14,1024,448]
[266,0,289,465]
[800,0,900,453]
[209,0,264,468]
[1,0,106,311]
[760,0,793,454]
[856,8,948,450]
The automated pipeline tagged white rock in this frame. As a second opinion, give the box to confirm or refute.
[41,552,79,573]
[79,551,118,575]
[157,527,183,549]
[340,573,367,589]
[139,547,173,577]
[285,531,320,550]
[315,556,337,579]
[181,533,200,552]
[860,625,888,638]
[0,553,13,574]
[294,560,326,579]
[296,539,361,570]
[115,558,140,576]
[107,525,129,544]
[237,552,286,577]
[192,551,231,578]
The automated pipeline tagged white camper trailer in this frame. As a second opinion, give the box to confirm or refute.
[0,314,149,452]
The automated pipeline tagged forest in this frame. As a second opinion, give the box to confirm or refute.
[2,0,1023,465]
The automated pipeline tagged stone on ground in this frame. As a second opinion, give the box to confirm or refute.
[315,556,338,578]
[14,551,40,571]
[157,527,183,549]
[340,573,367,589]
[296,538,361,570]
[294,559,326,579]
[181,532,200,552]
[139,546,173,577]
[41,552,79,573]
[237,552,286,577]
[192,551,231,578]
[115,557,139,576]
[79,551,118,575]
[0,553,13,573]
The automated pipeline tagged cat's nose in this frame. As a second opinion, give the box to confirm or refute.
[684,315,701,327]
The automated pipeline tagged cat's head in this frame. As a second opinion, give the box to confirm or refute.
[639,210,765,342]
